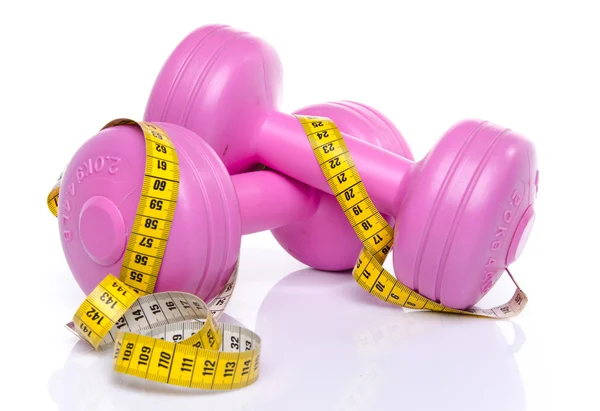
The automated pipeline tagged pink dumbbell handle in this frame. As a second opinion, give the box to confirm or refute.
[232,171,318,235]
[257,111,411,217]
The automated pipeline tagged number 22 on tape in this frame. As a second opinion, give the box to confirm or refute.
[296,114,528,319]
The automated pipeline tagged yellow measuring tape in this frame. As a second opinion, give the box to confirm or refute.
[48,119,260,390]
[295,115,528,318]
[48,115,528,391]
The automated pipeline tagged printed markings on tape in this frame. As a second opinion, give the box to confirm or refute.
[48,119,259,390]
[116,120,180,296]
[47,115,528,393]
[295,115,528,318]
[47,182,60,217]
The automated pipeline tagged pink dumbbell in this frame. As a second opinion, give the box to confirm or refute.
[58,102,411,304]
[144,24,539,309]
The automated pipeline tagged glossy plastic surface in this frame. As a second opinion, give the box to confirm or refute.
[58,123,327,302]
[144,24,283,175]
[233,171,320,235]
[144,26,414,271]
[144,24,539,309]
[392,120,538,308]
[272,101,412,270]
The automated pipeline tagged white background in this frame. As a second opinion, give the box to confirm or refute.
[1,1,599,410]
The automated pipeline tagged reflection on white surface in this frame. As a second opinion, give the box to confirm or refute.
[49,268,526,411]
[255,268,526,411]
[48,314,257,411]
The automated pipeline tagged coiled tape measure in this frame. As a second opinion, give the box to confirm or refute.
[48,119,260,391]
[47,116,527,391]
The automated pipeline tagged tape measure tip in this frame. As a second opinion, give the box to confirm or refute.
[64,321,85,341]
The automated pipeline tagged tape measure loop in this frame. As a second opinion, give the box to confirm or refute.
[295,114,528,319]
[52,119,259,390]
